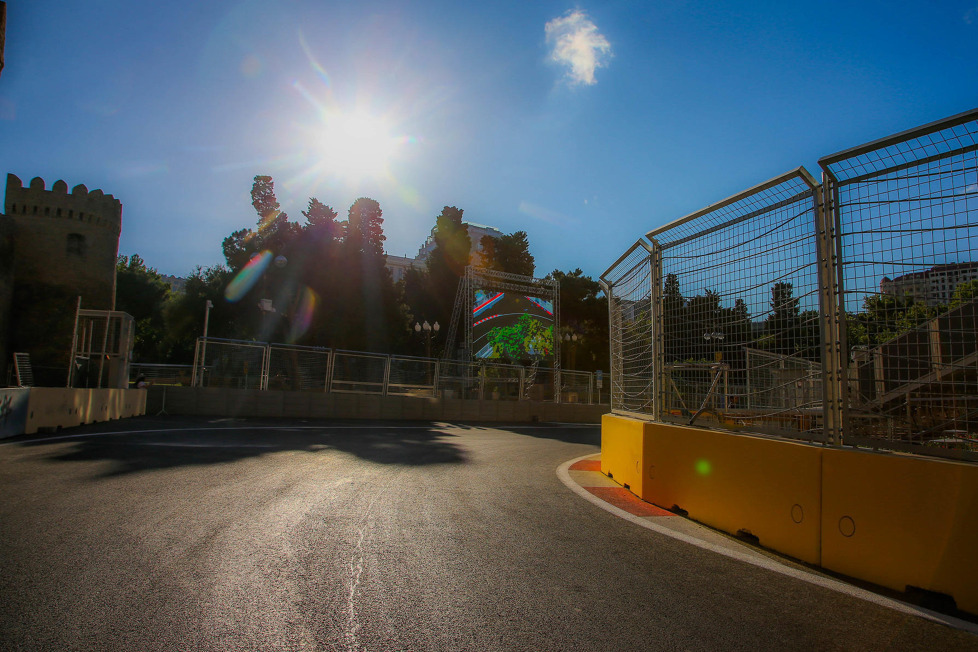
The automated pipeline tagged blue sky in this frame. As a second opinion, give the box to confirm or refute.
[2,1,977,279]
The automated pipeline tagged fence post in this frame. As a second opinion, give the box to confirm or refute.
[325,349,334,393]
[814,173,846,446]
[191,337,201,387]
[649,240,663,421]
[433,359,440,398]
[383,355,391,396]
[599,279,616,412]
[260,344,271,390]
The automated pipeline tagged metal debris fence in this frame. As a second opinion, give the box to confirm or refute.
[602,108,978,460]
[189,337,599,404]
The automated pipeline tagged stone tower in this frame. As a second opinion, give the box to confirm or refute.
[4,173,122,310]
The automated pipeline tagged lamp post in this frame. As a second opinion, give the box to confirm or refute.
[414,320,440,358]
[258,255,287,340]
[563,331,581,370]
[703,330,725,362]
[198,299,213,387]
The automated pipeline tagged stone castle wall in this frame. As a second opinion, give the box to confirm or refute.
[0,213,14,377]
[4,173,121,310]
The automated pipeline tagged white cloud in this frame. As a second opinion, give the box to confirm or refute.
[545,10,612,87]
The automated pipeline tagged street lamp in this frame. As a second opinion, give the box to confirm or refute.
[703,330,725,362]
[563,331,581,370]
[414,320,440,358]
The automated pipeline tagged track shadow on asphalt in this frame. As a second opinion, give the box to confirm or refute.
[486,423,600,446]
[14,419,470,478]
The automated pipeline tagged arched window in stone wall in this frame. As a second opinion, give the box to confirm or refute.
[66,233,87,257]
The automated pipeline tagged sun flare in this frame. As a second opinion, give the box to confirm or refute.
[314,111,398,180]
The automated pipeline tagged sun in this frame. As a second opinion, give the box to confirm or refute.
[313,110,398,181]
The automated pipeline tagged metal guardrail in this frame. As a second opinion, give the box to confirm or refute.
[603,108,978,460]
[188,337,602,404]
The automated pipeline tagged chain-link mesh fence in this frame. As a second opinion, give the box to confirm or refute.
[437,360,482,399]
[559,370,593,404]
[821,108,978,455]
[600,240,654,415]
[482,362,523,400]
[129,363,193,386]
[649,169,822,439]
[388,355,437,397]
[330,351,388,394]
[267,344,331,391]
[604,108,978,459]
[193,338,266,389]
[187,338,600,403]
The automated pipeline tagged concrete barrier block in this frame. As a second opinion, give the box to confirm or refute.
[421,397,443,421]
[822,448,978,614]
[509,400,531,422]
[359,394,382,418]
[332,393,357,419]
[461,400,480,421]
[283,392,312,418]
[165,386,201,415]
[442,399,462,421]
[600,414,647,494]
[25,387,85,433]
[402,397,425,420]
[195,388,228,416]
[542,402,562,423]
[308,393,333,418]
[380,395,404,420]
[641,422,822,565]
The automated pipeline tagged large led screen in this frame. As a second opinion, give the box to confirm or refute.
[472,289,555,360]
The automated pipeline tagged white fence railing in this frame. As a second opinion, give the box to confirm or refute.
[190,337,602,404]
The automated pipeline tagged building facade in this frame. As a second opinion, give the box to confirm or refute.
[880,262,978,306]
[386,221,504,282]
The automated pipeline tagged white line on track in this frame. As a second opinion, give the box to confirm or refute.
[557,453,978,635]
[3,423,597,447]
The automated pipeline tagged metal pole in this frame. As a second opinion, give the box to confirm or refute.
[650,242,663,421]
[66,296,82,387]
[96,312,111,389]
[191,337,201,387]
[200,300,212,388]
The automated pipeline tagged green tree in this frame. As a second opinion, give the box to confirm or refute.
[548,268,608,371]
[661,273,686,363]
[484,231,534,277]
[765,282,801,356]
[115,254,170,361]
[222,175,299,271]
[415,206,471,348]
[950,280,978,309]
[163,265,239,362]
[336,198,402,351]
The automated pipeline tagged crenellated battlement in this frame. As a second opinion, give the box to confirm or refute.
[2,172,122,311]
[4,173,122,235]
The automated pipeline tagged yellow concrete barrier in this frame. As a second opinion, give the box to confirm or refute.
[641,419,822,565]
[822,448,978,614]
[601,413,649,496]
[602,413,978,614]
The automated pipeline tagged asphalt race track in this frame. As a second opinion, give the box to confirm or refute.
[1,417,976,651]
